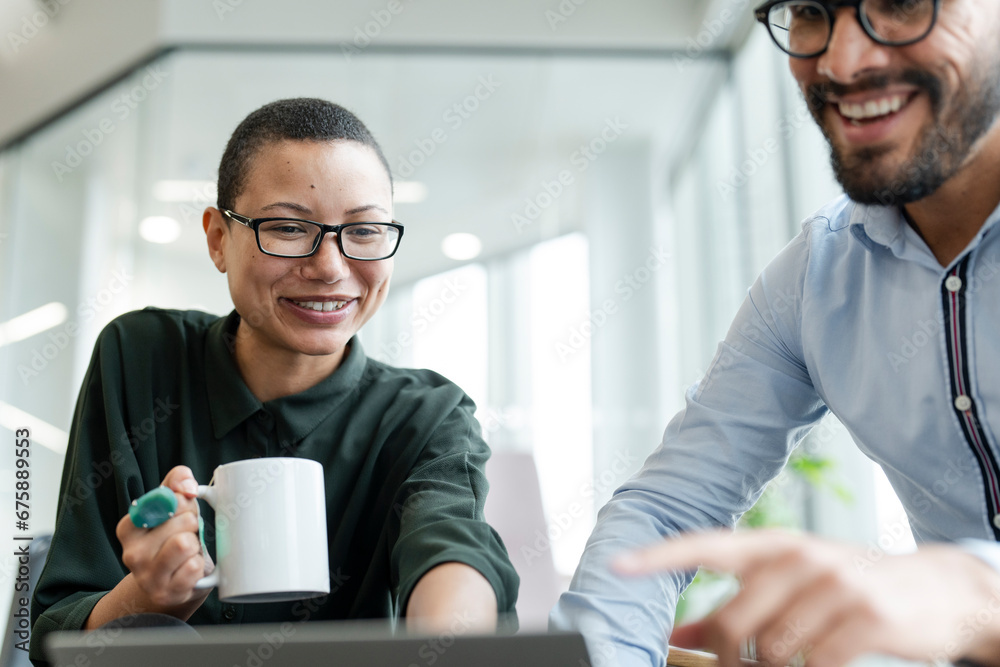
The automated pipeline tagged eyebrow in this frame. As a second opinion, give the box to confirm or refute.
[258,202,390,217]
[344,204,390,216]
[260,201,312,215]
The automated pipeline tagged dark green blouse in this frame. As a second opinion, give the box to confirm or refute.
[30,308,518,663]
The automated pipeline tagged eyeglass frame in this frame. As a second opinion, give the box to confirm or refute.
[753,0,942,59]
[221,209,405,260]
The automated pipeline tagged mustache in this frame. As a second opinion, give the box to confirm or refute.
[806,69,942,111]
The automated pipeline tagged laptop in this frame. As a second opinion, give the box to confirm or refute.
[45,620,593,667]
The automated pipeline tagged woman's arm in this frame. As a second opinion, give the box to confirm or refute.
[405,562,498,633]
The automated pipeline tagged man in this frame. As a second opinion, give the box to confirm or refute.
[551,1,1000,665]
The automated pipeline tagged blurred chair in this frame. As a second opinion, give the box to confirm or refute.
[484,451,563,630]
[1,534,51,667]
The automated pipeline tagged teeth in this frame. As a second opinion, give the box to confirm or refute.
[838,94,909,121]
[293,300,347,312]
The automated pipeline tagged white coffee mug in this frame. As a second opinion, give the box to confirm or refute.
[193,457,330,603]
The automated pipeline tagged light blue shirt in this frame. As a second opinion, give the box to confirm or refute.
[550,195,1000,667]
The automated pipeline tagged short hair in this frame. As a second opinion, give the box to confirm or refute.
[216,97,392,212]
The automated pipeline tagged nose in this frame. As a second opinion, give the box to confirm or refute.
[816,7,892,84]
[300,232,350,283]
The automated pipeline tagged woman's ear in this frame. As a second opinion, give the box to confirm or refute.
[203,207,227,273]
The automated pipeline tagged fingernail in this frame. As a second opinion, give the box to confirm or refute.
[181,479,198,496]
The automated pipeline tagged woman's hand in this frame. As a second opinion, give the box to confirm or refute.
[615,529,1000,667]
[85,466,213,629]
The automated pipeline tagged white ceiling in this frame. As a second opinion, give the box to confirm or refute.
[0,0,751,147]
[0,0,750,288]
[137,49,727,285]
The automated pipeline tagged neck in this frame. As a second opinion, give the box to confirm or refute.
[903,123,1000,266]
[232,322,345,403]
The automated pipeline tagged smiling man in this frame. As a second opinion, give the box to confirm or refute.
[551,1,1000,666]
[30,98,518,665]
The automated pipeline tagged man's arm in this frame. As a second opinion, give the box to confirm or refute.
[550,229,828,667]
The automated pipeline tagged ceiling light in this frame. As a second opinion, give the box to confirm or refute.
[394,181,429,204]
[153,180,217,203]
[442,233,482,261]
[140,216,181,244]
[0,302,68,347]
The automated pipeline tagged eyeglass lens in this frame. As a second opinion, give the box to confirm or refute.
[767,0,935,56]
[257,220,400,259]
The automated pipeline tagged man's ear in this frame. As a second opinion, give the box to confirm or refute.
[203,207,228,273]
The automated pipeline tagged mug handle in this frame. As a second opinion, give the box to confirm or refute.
[193,484,218,590]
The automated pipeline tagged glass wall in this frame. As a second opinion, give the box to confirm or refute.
[0,32,914,623]
[0,46,727,618]
[669,28,912,553]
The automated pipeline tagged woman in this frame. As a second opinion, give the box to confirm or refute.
[30,98,518,661]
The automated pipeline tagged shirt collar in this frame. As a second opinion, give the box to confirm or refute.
[849,200,1000,268]
[205,310,369,443]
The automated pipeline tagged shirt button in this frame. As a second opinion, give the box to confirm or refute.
[954,395,974,412]
[945,275,963,292]
[222,606,236,621]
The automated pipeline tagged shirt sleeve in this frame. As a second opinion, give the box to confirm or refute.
[30,320,147,665]
[386,385,520,621]
[550,230,828,667]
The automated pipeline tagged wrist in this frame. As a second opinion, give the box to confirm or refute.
[84,574,208,629]
[951,550,1000,665]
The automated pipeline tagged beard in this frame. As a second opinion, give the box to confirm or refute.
[805,56,1000,207]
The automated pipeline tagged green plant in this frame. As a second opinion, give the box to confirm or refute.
[674,449,852,625]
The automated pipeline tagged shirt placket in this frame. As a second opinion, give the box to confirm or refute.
[941,253,1000,540]
[249,409,274,457]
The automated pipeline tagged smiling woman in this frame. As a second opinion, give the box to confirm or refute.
[205,138,397,399]
[29,98,519,663]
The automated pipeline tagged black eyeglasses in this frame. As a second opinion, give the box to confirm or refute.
[754,0,941,58]
[222,209,404,260]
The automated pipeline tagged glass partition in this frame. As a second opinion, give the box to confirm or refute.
[0,47,726,592]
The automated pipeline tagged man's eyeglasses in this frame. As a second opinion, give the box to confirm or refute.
[754,0,941,58]
[222,209,404,260]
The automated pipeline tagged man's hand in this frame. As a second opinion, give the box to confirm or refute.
[614,529,1000,667]
[85,466,213,629]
